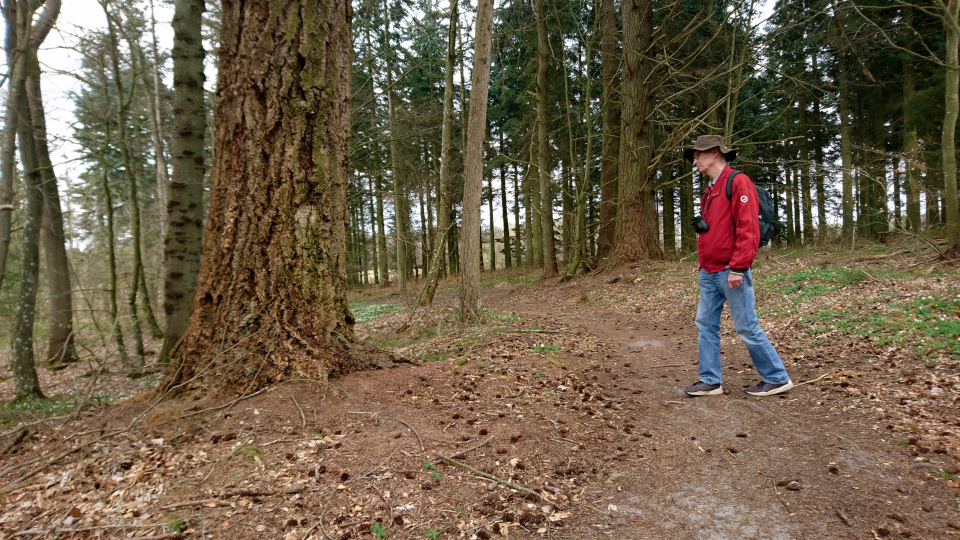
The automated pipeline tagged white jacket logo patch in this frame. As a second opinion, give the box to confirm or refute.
[740,195,748,203]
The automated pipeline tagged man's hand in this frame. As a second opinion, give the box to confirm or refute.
[728,272,743,289]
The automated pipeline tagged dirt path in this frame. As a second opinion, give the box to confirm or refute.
[1,273,957,540]
[477,276,959,540]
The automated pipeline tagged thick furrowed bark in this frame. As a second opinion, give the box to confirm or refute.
[166,0,396,395]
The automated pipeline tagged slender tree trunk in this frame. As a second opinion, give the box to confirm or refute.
[160,0,207,363]
[513,163,522,265]
[422,0,458,306]
[597,0,618,260]
[528,136,542,265]
[488,166,496,271]
[533,0,557,276]
[368,177,380,285]
[798,94,813,242]
[903,53,921,233]
[104,3,146,367]
[662,172,676,255]
[611,0,662,263]
[943,0,960,250]
[784,167,793,243]
[793,165,802,239]
[10,35,46,401]
[838,53,854,238]
[384,0,407,291]
[147,0,169,238]
[0,0,19,293]
[17,0,74,365]
[679,171,694,252]
[166,0,391,394]
[500,136,511,268]
[24,56,75,365]
[459,0,494,321]
[11,80,45,402]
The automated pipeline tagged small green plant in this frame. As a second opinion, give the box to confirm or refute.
[532,344,560,354]
[236,446,265,460]
[430,472,442,480]
[423,459,437,470]
[477,363,489,369]
[452,357,468,368]
[532,370,544,377]
[426,528,442,539]
[371,521,387,538]
[166,515,191,534]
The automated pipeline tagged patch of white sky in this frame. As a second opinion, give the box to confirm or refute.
[2,1,184,184]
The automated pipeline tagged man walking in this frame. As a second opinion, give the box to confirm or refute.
[681,135,793,397]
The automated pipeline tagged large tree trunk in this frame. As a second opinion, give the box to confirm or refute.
[611,0,662,263]
[533,0,557,277]
[943,0,960,251]
[166,0,392,394]
[596,0,618,260]
[160,0,207,364]
[459,0,494,322]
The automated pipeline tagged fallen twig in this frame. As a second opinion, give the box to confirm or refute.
[651,364,686,368]
[160,499,232,511]
[11,524,177,537]
[437,453,543,501]
[435,436,495,464]
[0,428,29,457]
[291,395,306,429]
[181,387,271,419]
[795,371,840,388]
[835,508,851,526]
[395,419,424,451]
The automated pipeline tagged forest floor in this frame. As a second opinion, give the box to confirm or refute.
[1,241,959,539]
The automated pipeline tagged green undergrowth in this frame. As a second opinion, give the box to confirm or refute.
[755,262,960,361]
[802,293,960,359]
[0,393,104,427]
[350,303,405,323]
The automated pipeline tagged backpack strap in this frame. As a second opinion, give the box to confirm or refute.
[725,170,742,200]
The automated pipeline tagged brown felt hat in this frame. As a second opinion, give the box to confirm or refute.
[683,134,737,162]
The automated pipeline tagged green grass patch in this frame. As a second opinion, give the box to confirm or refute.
[0,394,88,426]
[800,293,960,359]
[531,344,561,354]
[760,267,866,305]
[484,309,522,323]
[350,303,406,323]
[480,273,537,287]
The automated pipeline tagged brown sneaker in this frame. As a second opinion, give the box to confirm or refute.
[684,380,723,396]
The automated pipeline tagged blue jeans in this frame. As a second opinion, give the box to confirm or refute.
[695,268,790,385]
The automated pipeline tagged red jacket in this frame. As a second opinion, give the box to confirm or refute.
[697,165,760,273]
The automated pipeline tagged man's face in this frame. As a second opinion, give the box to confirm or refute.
[692,148,720,174]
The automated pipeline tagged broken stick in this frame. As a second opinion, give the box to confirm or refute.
[437,453,543,501]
